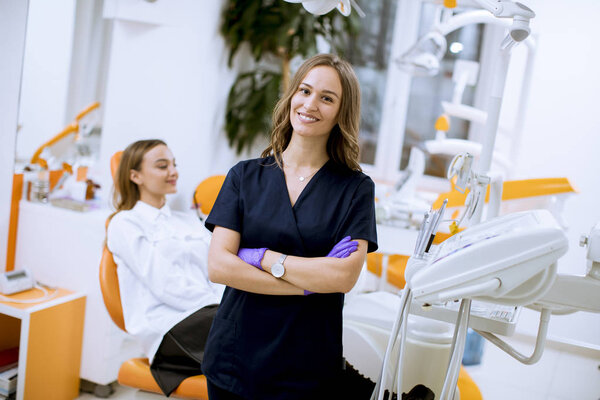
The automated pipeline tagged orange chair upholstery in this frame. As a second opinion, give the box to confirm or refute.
[99,241,209,399]
[99,245,126,331]
[458,367,483,400]
[100,151,208,399]
[366,253,409,289]
[432,177,577,209]
[193,175,226,216]
[110,151,123,181]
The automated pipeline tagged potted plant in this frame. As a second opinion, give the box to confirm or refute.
[220,0,358,153]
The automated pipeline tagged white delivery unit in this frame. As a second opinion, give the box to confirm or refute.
[410,209,569,306]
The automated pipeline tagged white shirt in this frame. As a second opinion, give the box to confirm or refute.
[106,201,224,361]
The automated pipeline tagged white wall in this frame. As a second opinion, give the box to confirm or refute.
[98,0,231,210]
[0,0,28,270]
[97,0,264,211]
[509,0,600,347]
[514,0,600,272]
[16,0,76,163]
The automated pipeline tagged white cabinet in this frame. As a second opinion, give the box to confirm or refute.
[14,200,143,386]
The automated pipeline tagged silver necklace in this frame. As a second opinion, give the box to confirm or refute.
[297,169,318,182]
[283,159,320,182]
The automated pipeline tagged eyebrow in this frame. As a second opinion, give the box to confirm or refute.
[153,158,173,164]
[300,82,340,99]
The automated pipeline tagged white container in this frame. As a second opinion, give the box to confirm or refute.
[401,315,457,399]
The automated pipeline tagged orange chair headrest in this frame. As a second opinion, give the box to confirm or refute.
[110,151,123,182]
[194,175,226,215]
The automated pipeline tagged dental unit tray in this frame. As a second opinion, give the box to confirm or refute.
[344,291,521,337]
[410,209,568,306]
[409,300,521,336]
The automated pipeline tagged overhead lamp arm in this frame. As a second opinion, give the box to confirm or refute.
[29,102,100,168]
[474,0,534,19]
[473,0,536,41]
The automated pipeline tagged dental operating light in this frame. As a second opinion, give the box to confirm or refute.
[396,31,447,76]
[283,0,365,17]
[397,4,534,76]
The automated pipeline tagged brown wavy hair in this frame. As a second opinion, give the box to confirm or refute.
[261,54,362,171]
[108,139,167,223]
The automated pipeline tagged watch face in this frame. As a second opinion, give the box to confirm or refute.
[271,263,285,278]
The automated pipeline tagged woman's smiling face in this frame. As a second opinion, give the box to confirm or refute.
[130,144,178,199]
[289,65,342,140]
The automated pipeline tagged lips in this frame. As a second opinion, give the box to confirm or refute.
[297,112,319,123]
[166,180,177,185]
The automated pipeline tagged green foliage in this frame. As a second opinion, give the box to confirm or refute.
[221,0,359,153]
[225,70,281,153]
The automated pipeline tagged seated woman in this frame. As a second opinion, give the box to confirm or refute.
[106,139,224,396]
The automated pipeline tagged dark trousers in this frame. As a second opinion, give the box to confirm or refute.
[205,361,378,400]
[149,304,218,396]
[207,380,247,400]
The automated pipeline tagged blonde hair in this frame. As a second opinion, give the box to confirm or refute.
[108,139,167,223]
[261,54,362,171]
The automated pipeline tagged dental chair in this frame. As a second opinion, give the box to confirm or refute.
[99,150,209,399]
[99,246,209,399]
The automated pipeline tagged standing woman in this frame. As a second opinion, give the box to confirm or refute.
[106,139,223,397]
[203,53,378,399]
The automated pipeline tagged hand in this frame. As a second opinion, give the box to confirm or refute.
[305,237,359,296]
[237,247,268,270]
[326,236,358,258]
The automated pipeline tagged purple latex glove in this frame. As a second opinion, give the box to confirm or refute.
[237,247,268,270]
[305,236,359,296]
[326,236,359,258]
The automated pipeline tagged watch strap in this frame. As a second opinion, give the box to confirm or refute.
[277,254,287,265]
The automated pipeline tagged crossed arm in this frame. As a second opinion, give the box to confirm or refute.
[207,226,368,295]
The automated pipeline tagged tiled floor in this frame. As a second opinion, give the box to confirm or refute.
[77,385,159,400]
[76,341,600,400]
[464,340,600,400]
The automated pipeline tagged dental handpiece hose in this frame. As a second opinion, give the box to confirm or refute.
[417,212,434,257]
[414,212,430,257]
[425,199,448,253]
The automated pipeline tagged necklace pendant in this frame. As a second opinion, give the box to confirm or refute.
[299,176,305,182]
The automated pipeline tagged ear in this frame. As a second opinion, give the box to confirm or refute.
[129,169,142,185]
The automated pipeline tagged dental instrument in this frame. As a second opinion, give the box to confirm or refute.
[447,152,473,194]
[413,212,430,258]
[425,198,448,252]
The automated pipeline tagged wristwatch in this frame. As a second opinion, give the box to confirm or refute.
[271,254,287,278]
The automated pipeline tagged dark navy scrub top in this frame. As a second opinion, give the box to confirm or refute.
[203,156,378,400]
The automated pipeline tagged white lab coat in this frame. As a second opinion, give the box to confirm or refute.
[106,200,224,362]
